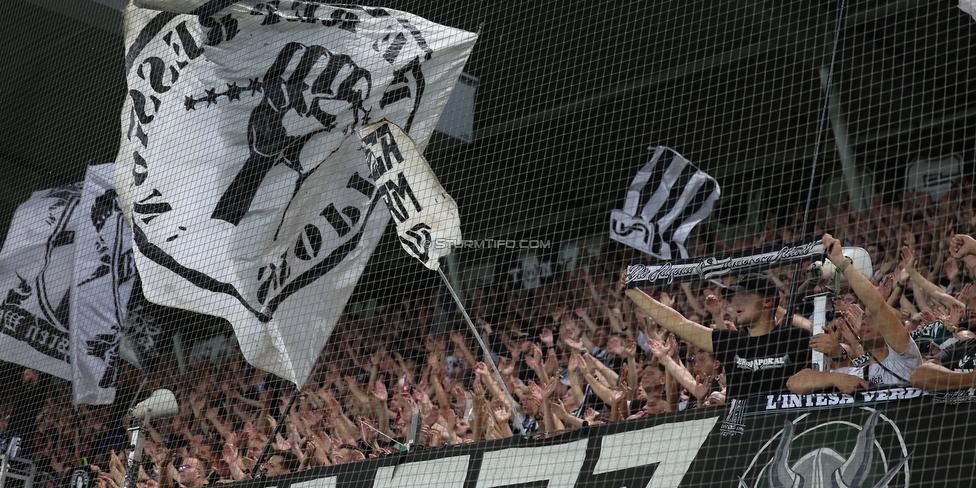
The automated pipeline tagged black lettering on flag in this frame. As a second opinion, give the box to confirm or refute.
[380,172,421,223]
[364,123,404,180]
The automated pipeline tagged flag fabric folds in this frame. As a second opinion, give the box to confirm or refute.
[610,146,721,260]
[115,1,477,387]
[359,120,462,271]
[0,163,135,405]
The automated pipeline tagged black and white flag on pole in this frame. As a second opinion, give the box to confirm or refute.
[118,275,165,373]
[0,164,136,405]
[70,164,137,405]
[610,146,720,260]
[359,121,462,270]
[115,1,476,387]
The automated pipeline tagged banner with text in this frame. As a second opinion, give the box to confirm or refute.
[626,240,824,288]
[359,120,462,271]
[115,1,476,386]
[215,392,972,488]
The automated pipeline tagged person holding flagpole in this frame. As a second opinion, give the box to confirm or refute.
[787,234,921,393]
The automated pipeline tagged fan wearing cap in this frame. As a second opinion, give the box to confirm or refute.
[626,271,811,399]
[787,234,921,394]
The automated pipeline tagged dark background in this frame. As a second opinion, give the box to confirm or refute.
[2,0,975,328]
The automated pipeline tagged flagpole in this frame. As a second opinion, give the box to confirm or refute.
[249,389,298,478]
[785,0,848,320]
[436,267,526,436]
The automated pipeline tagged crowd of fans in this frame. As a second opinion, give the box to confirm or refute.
[4,179,976,487]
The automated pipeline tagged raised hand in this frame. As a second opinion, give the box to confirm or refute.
[809,327,842,357]
[568,353,583,373]
[944,259,962,283]
[900,246,917,273]
[949,234,976,259]
[544,350,558,377]
[693,375,711,405]
[563,336,584,352]
[370,380,388,402]
[539,328,554,346]
[704,294,725,318]
[223,442,239,464]
[647,338,668,360]
[822,234,846,266]
[877,274,894,300]
[498,357,515,377]
[947,303,964,332]
[541,377,558,399]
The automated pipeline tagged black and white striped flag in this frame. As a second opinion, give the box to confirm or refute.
[610,146,720,260]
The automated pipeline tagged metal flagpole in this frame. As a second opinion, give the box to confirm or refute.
[784,0,849,321]
[436,267,526,435]
[249,390,298,478]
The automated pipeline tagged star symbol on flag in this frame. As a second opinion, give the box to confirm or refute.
[225,82,243,101]
[204,88,219,107]
[184,95,197,111]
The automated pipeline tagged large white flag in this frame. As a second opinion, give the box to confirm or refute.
[0,164,136,405]
[610,146,720,260]
[115,1,477,387]
[359,121,462,271]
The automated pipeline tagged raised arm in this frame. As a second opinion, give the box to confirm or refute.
[824,234,911,353]
[625,288,714,353]
[901,246,964,309]
[647,338,697,394]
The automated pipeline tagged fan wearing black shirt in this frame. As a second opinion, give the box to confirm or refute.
[626,273,811,399]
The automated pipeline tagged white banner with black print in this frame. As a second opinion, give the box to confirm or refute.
[359,120,462,271]
[0,163,136,405]
[115,1,476,387]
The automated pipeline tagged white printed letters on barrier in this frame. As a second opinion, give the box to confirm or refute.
[252,416,719,488]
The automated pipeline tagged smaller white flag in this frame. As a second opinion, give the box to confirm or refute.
[610,146,720,260]
[0,164,134,405]
[70,164,136,405]
[359,120,462,270]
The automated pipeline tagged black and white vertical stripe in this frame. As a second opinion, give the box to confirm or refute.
[630,146,720,260]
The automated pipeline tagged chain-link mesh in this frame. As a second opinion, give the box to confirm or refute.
[2,1,976,487]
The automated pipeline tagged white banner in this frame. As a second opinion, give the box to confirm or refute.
[0,164,135,405]
[359,121,462,270]
[0,182,81,380]
[115,1,476,386]
[610,146,720,260]
[905,155,962,203]
[71,164,137,405]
